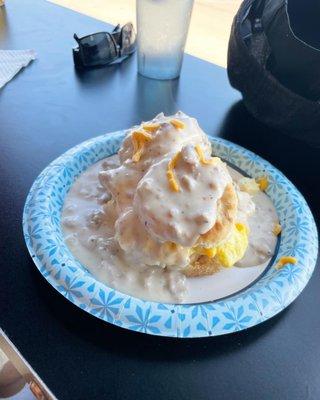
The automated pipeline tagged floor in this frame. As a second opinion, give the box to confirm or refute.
[48,0,241,67]
[0,347,33,400]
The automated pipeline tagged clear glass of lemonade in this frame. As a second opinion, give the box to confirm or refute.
[137,0,194,80]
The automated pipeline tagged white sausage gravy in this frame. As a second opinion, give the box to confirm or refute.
[62,113,278,303]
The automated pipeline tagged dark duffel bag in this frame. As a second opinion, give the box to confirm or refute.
[228,0,320,145]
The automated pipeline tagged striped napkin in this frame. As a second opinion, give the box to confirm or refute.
[0,49,36,89]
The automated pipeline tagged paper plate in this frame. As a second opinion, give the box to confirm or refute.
[23,131,318,337]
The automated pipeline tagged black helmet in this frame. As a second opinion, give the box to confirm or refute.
[228,0,320,145]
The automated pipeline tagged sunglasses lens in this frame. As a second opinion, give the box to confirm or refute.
[80,32,105,47]
[121,23,136,56]
[79,33,117,66]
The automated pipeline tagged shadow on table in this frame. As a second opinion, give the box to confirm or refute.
[31,261,290,363]
[133,75,179,122]
[218,101,320,223]
[73,53,135,88]
[73,56,180,125]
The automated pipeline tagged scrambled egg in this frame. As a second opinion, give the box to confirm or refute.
[238,176,269,194]
[272,223,282,236]
[192,223,249,268]
[238,177,260,195]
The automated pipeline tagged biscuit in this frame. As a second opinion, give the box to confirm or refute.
[197,183,238,248]
[184,254,221,277]
[184,183,238,277]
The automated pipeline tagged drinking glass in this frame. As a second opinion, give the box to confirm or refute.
[137,0,194,80]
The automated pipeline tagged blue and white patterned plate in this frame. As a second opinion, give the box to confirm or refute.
[23,131,318,337]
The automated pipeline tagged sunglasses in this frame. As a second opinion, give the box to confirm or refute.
[73,23,136,68]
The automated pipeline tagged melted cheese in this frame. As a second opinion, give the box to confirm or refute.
[194,144,219,165]
[170,119,185,129]
[166,151,181,192]
[256,176,269,191]
[118,112,211,167]
[131,130,153,162]
[275,256,297,269]
[143,123,161,133]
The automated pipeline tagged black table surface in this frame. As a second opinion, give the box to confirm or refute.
[1,1,319,399]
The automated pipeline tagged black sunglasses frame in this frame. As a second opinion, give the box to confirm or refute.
[73,23,136,68]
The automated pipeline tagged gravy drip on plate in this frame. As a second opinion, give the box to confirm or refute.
[62,156,188,302]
